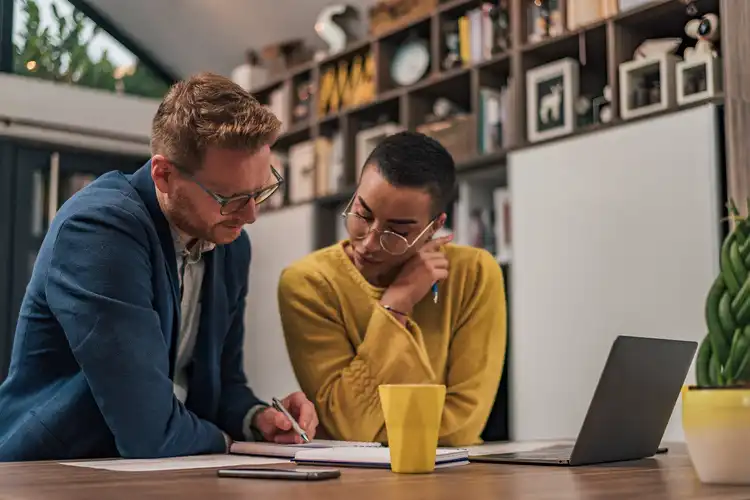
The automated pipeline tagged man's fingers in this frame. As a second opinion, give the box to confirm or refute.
[274,410,292,431]
[298,401,317,431]
[273,431,302,444]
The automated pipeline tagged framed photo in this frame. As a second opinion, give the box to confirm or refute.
[526,57,579,143]
[619,53,677,120]
[676,54,722,106]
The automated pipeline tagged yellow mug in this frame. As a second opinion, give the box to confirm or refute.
[378,383,446,473]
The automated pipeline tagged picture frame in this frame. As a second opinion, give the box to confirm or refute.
[619,53,678,120]
[676,54,722,106]
[355,122,403,181]
[526,57,579,143]
[287,141,316,204]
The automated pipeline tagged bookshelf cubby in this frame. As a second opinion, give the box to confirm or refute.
[252,0,724,250]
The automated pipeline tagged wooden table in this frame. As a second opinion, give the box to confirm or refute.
[1,447,749,500]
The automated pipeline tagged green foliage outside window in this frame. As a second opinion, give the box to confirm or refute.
[12,0,171,99]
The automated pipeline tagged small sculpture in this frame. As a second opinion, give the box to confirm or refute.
[442,20,462,70]
[593,85,613,124]
[684,13,720,61]
[293,81,312,122]
[315,4,361,55]
[489,0,511,52]
[574,95,592,127]
[632,38,681,60]
[539,83,563,124]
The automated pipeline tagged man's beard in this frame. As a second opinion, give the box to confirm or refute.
[167,189,216,243]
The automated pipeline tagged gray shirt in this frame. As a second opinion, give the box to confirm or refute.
[172,229,264,442]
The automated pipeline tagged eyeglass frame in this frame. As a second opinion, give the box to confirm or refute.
[171,161,284,215]
[340,194,437,256]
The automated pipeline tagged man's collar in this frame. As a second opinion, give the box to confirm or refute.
[171,226,216,262]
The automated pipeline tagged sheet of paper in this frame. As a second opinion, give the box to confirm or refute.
[464,440,574,456]
[61,454,289,472]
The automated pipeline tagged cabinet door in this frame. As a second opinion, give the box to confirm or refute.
[8,147,60,352]
[0,142,16,379]
[56,150,145,209]
[2,146,146,379]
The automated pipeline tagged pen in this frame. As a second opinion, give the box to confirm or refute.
[271,397,310,443]
[432,282,438,304]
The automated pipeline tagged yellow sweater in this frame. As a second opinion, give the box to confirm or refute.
[277,241,507,447]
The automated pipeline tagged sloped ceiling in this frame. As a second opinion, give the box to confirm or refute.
[82,0,381,79]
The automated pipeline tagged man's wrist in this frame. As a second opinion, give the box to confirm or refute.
[244,403,270,442]
[222,431,233,453]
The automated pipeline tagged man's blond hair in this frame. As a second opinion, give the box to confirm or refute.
[150,72,281,173]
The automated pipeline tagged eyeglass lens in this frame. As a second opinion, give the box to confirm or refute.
[220,183,279,215]
[345,213,409,255]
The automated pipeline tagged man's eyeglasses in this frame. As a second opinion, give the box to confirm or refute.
[341,195,435,256]
[175,163,284,215]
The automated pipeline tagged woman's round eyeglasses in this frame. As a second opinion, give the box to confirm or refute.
[341,195,435,256]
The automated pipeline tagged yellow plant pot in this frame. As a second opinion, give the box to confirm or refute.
[682,386,750,485]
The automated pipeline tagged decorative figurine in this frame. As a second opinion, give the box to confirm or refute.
[684,13,720,61]
[442,20,462,70]
[649,80,661,106]
[489,0,511,52]
[293,80,312,122]
[575,95,593,128]
[315,4,361,55]
[593,85,613,124]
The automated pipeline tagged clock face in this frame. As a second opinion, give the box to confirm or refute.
[391,40,430,87]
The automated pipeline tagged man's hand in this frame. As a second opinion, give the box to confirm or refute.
[253,392,319,444]
[380,234,452,315]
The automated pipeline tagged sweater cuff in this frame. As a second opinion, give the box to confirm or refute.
[359,305,436,382]
[242,403,270,441]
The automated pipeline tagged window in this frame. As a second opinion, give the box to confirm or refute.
[12,0,171,98]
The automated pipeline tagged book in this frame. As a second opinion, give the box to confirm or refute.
[230,439,382,459]
[292,447,470,469]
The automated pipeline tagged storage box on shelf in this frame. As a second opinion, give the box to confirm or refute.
[248,0,724,226]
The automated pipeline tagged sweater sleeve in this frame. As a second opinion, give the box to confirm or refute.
[278,267,436,443]
[45,207,227,458]
[438,249,507,446]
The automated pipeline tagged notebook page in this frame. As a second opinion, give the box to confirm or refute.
[231,439,381,458]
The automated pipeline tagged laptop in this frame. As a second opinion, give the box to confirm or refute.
[471,335,697,466]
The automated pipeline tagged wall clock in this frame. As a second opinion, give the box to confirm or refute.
[390,36,430,87]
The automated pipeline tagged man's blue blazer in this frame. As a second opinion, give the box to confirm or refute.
[0,162,264,461]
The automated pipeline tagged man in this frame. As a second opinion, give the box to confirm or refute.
[0,73,317,461]
[278,131,506,447]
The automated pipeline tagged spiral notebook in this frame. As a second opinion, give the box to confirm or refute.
[292,447,470,469]
[230,439,382,459]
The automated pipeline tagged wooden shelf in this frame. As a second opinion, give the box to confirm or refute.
[253,0,726,241]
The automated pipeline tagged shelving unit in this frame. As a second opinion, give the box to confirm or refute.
[252,0,723,248]
[246,0,725,442]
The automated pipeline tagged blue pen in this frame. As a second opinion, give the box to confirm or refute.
[432,283,438,303]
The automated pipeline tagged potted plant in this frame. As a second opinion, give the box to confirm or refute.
[683,199,750,485]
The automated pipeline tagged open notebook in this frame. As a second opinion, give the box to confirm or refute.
[292,447,470,469]
[230,439,382,459]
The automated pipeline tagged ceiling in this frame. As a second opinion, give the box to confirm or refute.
[83,0,381,79]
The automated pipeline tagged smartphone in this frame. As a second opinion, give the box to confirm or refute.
[217,467,341,481]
